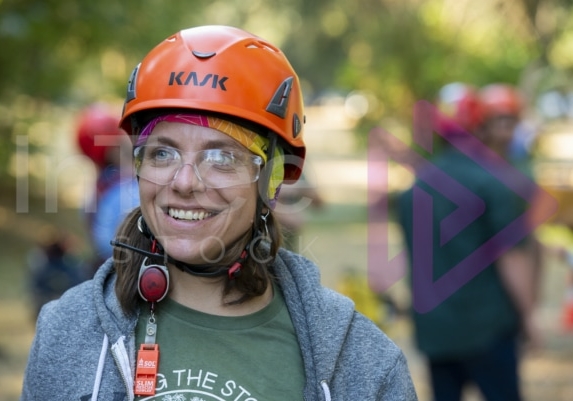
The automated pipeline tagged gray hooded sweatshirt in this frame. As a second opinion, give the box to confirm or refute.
[21,248,418,401]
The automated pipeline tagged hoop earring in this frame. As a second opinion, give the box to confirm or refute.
[137,215,153,238]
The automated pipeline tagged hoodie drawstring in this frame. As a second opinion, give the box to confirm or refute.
[91,334,109,401]
[321,380,332,401]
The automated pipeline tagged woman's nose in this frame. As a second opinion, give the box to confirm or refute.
[170,163,206,193]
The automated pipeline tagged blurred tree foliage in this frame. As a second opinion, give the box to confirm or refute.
[1,0,573,189]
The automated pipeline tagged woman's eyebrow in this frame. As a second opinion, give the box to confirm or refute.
[202,139,244,150]
[147,136,246,152]
[148,136,179,147]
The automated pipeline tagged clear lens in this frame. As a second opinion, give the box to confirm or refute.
[134,145,262,188]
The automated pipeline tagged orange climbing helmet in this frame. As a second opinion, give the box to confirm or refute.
[120,25,306,181]
[479,83,523,119]
[76,103,125,168]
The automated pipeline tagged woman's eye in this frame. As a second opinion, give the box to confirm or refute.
[205,151,235,165]
[150,147,177,161]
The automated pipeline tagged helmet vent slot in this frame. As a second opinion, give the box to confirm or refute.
[246,40,280,53]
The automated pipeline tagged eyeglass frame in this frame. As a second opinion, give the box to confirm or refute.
[133,144,264,188]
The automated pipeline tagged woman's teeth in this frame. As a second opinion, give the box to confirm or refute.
[168,208,213,221]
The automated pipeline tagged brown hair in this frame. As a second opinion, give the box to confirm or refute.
[113,206,282,315]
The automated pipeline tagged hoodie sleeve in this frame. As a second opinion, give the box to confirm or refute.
[21,299,97,399]
[20,304,47,400]
[376,349,419,400]
[20,281,112,400]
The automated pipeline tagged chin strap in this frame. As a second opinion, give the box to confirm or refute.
[110,239,249,280]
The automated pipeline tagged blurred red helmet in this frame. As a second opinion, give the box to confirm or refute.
[435,82,484,136]
[76,104,124,167]
[479,83,522,119]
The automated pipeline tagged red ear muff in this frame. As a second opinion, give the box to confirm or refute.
[138,257,169,302]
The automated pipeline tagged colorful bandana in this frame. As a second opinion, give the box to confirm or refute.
[136,113,284,205]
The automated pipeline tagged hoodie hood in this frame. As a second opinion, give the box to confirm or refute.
[273,249,356,393]
[93,259,139,344]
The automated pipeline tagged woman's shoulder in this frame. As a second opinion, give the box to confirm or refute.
[339,312,414,391]
[348,311,402,351]
[38,279,97,325]
[36,261,116,331]
[275,248,321,281]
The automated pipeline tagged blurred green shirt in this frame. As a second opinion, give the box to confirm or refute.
[397,147,531,359]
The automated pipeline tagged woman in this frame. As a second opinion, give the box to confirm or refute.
[21,25,418,400]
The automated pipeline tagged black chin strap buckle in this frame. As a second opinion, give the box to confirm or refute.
[110,240,165,263]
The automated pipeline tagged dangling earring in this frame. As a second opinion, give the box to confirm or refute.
[137,215,145,233]
[260,210,271,244]
[137,215,153,238]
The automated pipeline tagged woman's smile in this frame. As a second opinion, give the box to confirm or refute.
[168,207,216,221]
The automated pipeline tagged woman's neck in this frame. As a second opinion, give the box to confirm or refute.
[166,266,273,316]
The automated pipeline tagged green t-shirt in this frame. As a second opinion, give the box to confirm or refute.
[134,284,305,400]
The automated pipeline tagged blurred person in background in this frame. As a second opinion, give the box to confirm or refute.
[26,104,140,318]
[396,82,540,401]
[479,82,544,309]
[27,229,87,319]
[76,103,140,270]
[479,84,533,166]
[21,25,418,400]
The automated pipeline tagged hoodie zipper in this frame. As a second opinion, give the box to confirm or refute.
[111,336,135,401]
